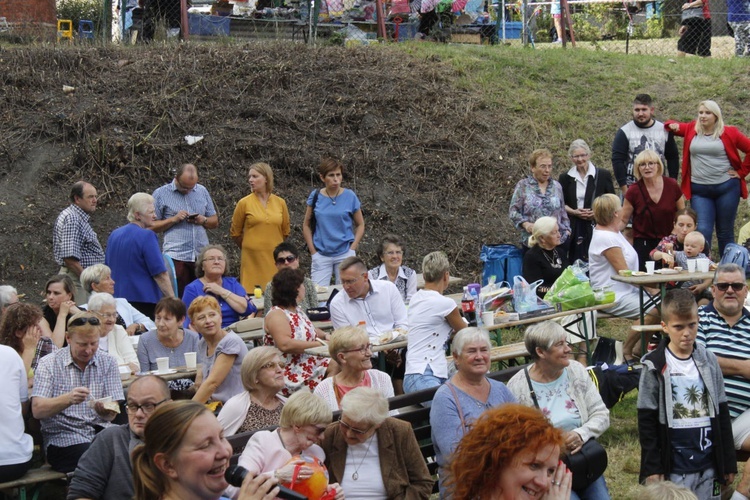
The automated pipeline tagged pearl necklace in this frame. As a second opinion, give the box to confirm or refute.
[348,434,375,481]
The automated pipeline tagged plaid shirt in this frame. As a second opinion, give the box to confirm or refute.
[152,180,217,262]
[31,347,124,450]
[52,204,105,267]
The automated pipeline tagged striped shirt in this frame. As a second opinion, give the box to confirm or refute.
[52,204,105,268]
[152,180,217,262]
[31,347,123,450]
[696,303,750,418]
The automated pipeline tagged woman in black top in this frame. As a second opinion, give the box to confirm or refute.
[522,216,569,299]
[559,139,615,263]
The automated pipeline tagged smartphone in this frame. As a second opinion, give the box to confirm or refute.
[187,213,199,220]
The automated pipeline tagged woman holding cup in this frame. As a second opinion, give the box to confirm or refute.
[137,298,200,372]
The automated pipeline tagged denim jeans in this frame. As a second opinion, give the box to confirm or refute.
[310,248,356,287]
[691,179,741,257]
[570,474,610,500]
[403,365,446,407]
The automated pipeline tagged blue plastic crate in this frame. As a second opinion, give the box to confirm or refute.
[188,13,230,36]
[500,21,521,39]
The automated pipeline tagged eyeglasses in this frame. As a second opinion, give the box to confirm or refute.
[714,282,746,292]
[341,274,365,286]
[340,420,373,435]
[260,361,286,370]
[638,161,660,168]
[275,255,297,265]
[125,398,169,415]
[96,312,118,319]
[384,250,403,256]
[204,256,226,262]
[68,316,101,327]
[341,343,373,355]
[571,154,589,159]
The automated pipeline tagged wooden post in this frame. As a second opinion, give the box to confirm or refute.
[181,0,189,39]
[559,0,575,46]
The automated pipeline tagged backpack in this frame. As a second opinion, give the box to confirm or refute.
[480,244,523,287]
[720,242,750,275]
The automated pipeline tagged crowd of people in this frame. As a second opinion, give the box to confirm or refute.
[0,95,749,498]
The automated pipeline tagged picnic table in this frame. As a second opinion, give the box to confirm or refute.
[122,366,197,389]
[227,317,333,344]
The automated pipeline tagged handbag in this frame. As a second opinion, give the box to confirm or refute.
[524,367,608,491]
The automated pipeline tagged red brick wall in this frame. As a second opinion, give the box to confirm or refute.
[0,0,56,24]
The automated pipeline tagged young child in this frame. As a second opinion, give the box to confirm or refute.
[637,288,736,498]
[651,208,699,267]
[674,231,713,305]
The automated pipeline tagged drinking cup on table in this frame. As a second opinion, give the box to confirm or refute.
[184,352,197,370]
[697,258,710,273]
[156,357,170,373]
[645,261,655,274]
[481,311,494,327]
[687,259,696,273]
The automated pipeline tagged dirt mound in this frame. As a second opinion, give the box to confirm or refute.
[0,43,522,298]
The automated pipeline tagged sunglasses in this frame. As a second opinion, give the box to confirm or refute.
[714,282,746,292]
[276,255,297,265]
[68,316,101,327]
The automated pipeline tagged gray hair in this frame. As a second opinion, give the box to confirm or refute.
[421,251,450,283]
[452,327,491,357]
[0,285,18,310]
[279,391,332,428]
[714,263,746,283]
[568,139,591,157]
[80,264,111,294]
[127,193,155,223]
[340,387,389,426]
[524,321,567,361]
[87,292,116,311]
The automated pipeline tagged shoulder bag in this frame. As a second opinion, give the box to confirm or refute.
[309,189,321,236]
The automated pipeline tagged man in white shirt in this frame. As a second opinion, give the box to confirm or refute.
[329,257,408,344]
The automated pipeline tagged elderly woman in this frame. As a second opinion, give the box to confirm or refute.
[322,387,434,499]
[137,297,200,372]
[105,192,175,319]
[446,404,571,500]
[264,268,331,396]
[621,150,685,271]
[80,264,155,335]
[87,293,140,373]
[314,326,395,411]
[523,216,570,298]
[189,296,248,405]
[39,274,80,348]
[508,321,611,499]
[0,303,55,387]
[182,244,256,329]
[430,327,516,494]
[667,100,750,256]
[303,157,366,287]
[263,242,319,314]
[404,251,466,394]
[236,391,343,499]
[590,193,660,361]
[559,139,616,262]
[509,148,571,250]
[368,234,417,304]
[132,400,281,500]
[217,346,286,436]
[231,162,291,291]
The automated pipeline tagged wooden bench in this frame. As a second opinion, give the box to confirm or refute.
[0,465,68,500]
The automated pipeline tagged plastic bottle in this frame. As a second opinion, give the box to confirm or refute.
[253,285,263,299]
[470,287,482,326]
[461,286,477,327]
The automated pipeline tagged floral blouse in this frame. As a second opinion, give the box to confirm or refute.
[264,306,329,397]
[509,176,571,247]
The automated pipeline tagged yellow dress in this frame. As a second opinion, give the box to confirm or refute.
[230,193,290,291]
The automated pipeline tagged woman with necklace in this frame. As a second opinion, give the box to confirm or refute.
[322,387,433,500]
[666,100,750,257]
[430,328,516,497]
[231,162,290,291]
[559,139,615,263]
[181,245,256,329]
[303,157,365,287]
[314,326,396,412]
[620,150,685,271]
[368,234,417,304]
[137,297,200,372]
[508,321,611,500]
[236,391,343,500]
[218,346,286,436]
[523,217,569,299]
[509,148,571,251]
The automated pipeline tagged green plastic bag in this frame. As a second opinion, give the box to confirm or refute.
[550,282,596,311]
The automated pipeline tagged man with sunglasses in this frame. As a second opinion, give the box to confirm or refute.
[263,242,319,313]
[696,263,750,451]
[31,312,124,473]
[67,375,170,500]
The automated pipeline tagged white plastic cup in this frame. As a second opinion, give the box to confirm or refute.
[184,352,197,370]
[645,261,655,274]
[156,357,169,373]
[697,258,710,273]
[481,311,494,327]
[687,259,696,273]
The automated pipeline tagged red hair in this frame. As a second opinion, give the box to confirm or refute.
[446,404,564,500]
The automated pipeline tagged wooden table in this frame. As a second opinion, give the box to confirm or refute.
[122,366,197,389]
[228,318,333,344]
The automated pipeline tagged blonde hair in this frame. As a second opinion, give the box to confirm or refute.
[633,150,665,180]
[240,346,283,392]
[422,251,450,283]
[528,216,558,247]
[695,100,725,139]
[593,193,621,226]
[528,148,552,169]
[641,481,698,500]
[684,230,705,248]
[329,326,369,366]
[127,193,155,223]
[340,387,389,426]
[249,162,275,193]
[279,391,332,428]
